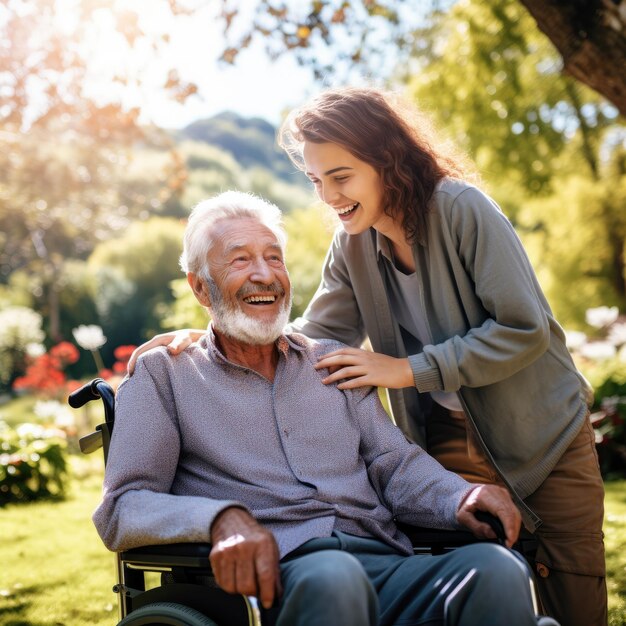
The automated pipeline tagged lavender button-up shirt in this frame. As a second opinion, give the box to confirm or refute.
[93,329,472,558]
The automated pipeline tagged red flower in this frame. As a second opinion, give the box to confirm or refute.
[113,345,136,363]
[112,361,127,374]
[66,379,82,394]
[50,342,80,365]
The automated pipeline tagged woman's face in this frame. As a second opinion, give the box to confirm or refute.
[303,141,394,236]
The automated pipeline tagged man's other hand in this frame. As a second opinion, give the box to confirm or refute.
[210,507,282,609]
[456,484,521,548]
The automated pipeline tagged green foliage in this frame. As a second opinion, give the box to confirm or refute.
[518,173,626,325]
[0,421,69,506]
[177,138,311,214]
[408,0,617,197]
[88,218,185,357]
[284,206,336,318]
[180,112,297,182]
[579,358,626,481]
[158,277,211,331]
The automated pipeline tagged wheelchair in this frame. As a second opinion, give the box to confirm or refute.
[69,377,557,626]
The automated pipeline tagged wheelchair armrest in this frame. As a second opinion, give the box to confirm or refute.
[397,511,506,551]
[120,543,213,568]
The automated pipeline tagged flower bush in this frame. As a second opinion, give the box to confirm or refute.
[0,306,45,390]
[0,421,69,506]
[566,306,626,478]
[13,341,80,399]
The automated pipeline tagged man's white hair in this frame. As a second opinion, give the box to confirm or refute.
[179,191,287,276]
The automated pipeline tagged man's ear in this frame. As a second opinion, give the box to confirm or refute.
[187,273,211,308]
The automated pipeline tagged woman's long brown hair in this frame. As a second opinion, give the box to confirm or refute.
[279,87,471,245]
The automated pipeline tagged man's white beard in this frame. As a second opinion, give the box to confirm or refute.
[208,279,291,345]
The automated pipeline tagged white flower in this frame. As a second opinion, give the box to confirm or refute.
[564,330,587,351]
[579,341,617,361]
[53,411,75,429]
[16,423,45,439]
[585,306,619,329]
[607,322,626,347]
[0,307,45,349]
[34,400,74,428]
[72,324,107,350]
[34,400,65,419]
[25,343,46,358]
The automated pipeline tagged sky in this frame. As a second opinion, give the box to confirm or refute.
[79,2,339,129]
[78,0,398,130]
[139,13,319,128]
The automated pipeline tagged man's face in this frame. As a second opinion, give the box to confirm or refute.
[199,217,291,345]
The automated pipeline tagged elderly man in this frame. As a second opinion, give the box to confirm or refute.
[94,191,541,626]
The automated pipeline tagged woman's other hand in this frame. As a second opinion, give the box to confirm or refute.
[315,347,413,390]
[127,329,207,375]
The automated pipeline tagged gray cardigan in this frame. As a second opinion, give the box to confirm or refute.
[289,178,592,530]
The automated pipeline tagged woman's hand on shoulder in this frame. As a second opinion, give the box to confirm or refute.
[314,347,413,390]
[127,329,207,375]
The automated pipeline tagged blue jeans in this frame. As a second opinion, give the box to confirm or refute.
[272,531,537,626]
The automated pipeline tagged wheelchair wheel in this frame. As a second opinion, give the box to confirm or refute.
[117,602,218,626]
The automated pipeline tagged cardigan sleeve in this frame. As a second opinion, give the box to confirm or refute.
[412,186,551,392]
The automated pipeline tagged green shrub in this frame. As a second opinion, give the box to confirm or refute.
[0,421,69,505]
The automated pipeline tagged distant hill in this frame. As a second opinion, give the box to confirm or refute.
[178,112,304,184]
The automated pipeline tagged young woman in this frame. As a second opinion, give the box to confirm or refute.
[131,87,606,626]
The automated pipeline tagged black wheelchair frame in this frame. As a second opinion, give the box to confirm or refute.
[69,377,549,626]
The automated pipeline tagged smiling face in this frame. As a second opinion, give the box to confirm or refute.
[189,217,291,345]
[303,141,396,237]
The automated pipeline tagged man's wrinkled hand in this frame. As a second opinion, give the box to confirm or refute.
[456,484,521,548]
[210,507,282,609]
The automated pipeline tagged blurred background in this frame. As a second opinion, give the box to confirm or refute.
[0,1,625,624]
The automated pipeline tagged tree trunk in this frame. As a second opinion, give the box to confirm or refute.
[519,0,626,116]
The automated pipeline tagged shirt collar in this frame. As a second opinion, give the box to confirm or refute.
[375,229,394,263]
[205,323,305,365]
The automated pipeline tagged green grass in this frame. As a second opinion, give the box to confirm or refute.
[1,468,625,625]
[605,481,626,626]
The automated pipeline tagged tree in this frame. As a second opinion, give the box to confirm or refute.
[87,217,185,360]
[519,0,626,116]
[216,0,626,115]
[0,0,189,340]
[405,0,625,324]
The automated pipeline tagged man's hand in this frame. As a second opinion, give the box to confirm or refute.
[456,484,521,548]
[127,329,206,375]
[210,507,282,610]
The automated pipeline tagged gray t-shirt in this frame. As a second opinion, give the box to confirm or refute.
[377,233,463,412]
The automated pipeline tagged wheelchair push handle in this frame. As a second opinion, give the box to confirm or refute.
[69,377,107,408]
[68,377,115,422]
[474,510,506,545]
[68,378,116,457]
